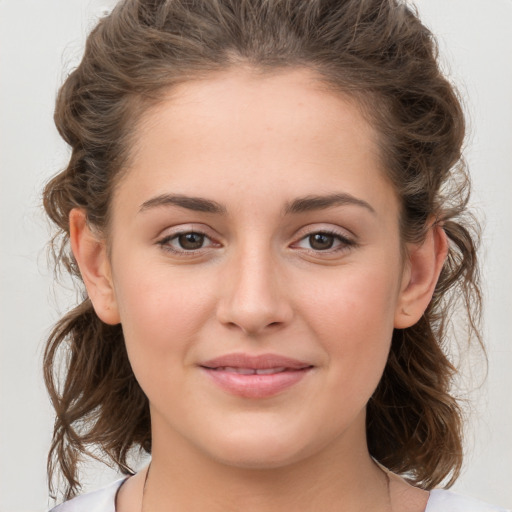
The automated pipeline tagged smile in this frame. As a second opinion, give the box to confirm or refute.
[199,353,314,399]
[208,366,290,375]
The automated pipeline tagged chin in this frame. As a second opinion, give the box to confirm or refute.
[196,424,324,471]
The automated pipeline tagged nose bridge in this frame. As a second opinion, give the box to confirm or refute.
[217,236,292,334]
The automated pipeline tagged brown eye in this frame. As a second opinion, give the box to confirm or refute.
[177,232,205,250]
[308,233,335,250]
[293,230,355,254]
[158,229,218,255]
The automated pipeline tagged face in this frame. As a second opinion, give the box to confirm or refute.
[104,69,410,469]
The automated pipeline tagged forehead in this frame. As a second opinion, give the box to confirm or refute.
[134,67,379,162]
[116,68,396,219]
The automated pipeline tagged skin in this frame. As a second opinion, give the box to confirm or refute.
[70,68,447,512]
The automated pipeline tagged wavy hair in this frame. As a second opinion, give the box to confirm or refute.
[43,0,482,500]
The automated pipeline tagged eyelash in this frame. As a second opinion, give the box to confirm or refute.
[156,229,356,256]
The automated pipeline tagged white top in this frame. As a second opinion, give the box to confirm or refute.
[50,478,510,512]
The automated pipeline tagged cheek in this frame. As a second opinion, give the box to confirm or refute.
[296,264,401,385]
[111,259,217,373]
[300,263,400,329]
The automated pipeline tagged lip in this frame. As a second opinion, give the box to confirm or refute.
[199,353,314,399]
[201,353,312,370]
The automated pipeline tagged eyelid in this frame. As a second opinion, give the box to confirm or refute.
[156,223,218,241]
[295,220,356,237]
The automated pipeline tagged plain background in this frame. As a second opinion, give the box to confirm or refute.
[0,1,511,511]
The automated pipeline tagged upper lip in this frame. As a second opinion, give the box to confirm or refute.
[200,353,313,370]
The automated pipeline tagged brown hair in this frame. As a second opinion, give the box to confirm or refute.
[43,0,482,500]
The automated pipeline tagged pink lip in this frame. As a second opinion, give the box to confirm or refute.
[199,353,314,399]
[201,353,312,370]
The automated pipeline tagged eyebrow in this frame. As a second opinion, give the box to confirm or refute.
[284,193,376,215]
[138,192,375,216]
[139,194,227,214]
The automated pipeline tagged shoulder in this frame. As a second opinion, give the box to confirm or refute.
[49,478,127,512]
[426,489,510,512]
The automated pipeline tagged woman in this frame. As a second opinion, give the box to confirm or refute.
[43,0,507,511]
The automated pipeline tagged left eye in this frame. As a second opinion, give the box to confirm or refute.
[295,232,352,251]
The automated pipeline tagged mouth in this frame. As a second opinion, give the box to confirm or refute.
[206,366,295,375]
[199,353,314,399]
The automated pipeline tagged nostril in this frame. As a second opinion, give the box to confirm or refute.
[216,285,294,334]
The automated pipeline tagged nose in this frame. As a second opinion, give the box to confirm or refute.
[216,245,294,336]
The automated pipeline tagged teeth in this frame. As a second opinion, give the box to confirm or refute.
[222,367,256,374]
[217,366,288,375]
[255,367,287,375]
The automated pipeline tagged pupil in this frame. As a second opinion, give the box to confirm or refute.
[309,233,334,250]
[179,233,204,250]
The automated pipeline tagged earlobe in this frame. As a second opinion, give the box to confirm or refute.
[394,224,448,329]
[69,208,121,325]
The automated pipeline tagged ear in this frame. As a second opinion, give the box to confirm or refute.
[69,208,120,325]
[394,224,448,329]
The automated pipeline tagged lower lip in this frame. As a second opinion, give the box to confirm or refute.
[200,367,313,399]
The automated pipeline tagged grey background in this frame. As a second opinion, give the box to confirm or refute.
[1,1,511,510]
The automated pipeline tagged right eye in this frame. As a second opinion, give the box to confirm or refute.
[157,231,217,254]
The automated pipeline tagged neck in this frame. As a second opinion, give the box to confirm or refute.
[141,422,390,512]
